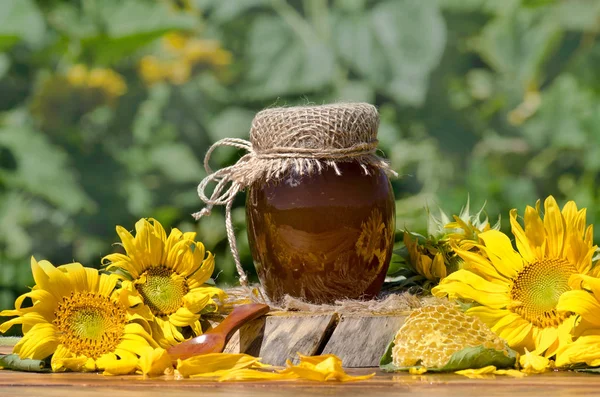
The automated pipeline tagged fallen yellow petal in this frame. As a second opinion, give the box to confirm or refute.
[519,349,551,374]
[409,367,427,375]
[455,365,497,378]
[279,353,374,382]
[176,352,372,382]
[97,353,138,376]
[177,353,262,378]
[494,369,527,378]
[456,365,526,379]
[217,369,296,382]
[139,347,173,378]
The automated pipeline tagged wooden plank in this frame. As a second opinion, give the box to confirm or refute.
[0,337,19,355]
[224,313,338,366]
[1,369,600,397]
[0,346,13,355]
[322,315,406,368]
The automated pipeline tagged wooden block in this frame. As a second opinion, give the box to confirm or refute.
[224,314,338,366]
[321,315,406,368]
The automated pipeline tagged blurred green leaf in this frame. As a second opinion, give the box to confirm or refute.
[331,81,376,103]
[197,0,269,23]
[0,126,94,214]
[522,0,557,7]
[149,143,204,183]
[242,14,335,99]
[440,0,520,14]
[523,75,592,150]
[0,193,32,258]
[208,107,255,141]
[46,3,99,39]
[476,8,562,87]
[0,54,10,80]
[334,0,446,106]
[80,0,197,64]
[554,0,600,31]
[0,0,45,51]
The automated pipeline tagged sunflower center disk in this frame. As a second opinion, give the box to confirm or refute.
[53,292,127,358]
[510,258,576,328]
[138,266,188,316]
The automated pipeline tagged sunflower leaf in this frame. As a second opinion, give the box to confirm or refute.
[574,367,600,374]
[456,300,482,312]
[379,341,517,372]
[441,345,517,371]
[0,354,51,372]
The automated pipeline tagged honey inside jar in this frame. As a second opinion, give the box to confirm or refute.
[246,162,395,304]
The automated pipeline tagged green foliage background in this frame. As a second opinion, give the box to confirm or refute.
[1,0,599,316]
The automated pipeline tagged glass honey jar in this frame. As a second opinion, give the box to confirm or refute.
[195,103,396,304]
[246,161,395,304]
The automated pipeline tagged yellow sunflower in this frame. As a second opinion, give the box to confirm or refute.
[433,196,596,357]
[555,274,600,367]
[0,258,161,374]
[401,199,500,283]
[102,218,225,348]
[404,232,447,282]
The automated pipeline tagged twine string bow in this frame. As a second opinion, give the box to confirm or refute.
[194,138,253,287]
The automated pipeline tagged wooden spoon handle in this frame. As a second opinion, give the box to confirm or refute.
[213,303,270,343]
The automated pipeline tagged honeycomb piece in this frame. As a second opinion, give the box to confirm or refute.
[392,305,508,368]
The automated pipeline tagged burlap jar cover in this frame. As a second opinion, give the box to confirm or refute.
[195,103,397,288]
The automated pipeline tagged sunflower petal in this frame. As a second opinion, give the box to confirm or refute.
[97,353,138,376]
[478,230,521,280]
[13,322,59,360]
[543,196,566,258]
[523,204,545,253]
[176,353,262,378]
[510,209,536,263]
[557,289,600,328]
[138,347,173,377]
[31,258,73,302]
[432,270,510,309]
[555,335,600,367]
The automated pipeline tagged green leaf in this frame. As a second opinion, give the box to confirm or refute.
[0,193,33,258]
[46,3,99,39]
[0,0,45,51]
[0,54,10,80]
[149,143,204,183]
[380,340,517,372]
[199,0,270,23]
[242,15,335,99]
[0,126,94,214]
[132,83,172,145]
[0,354,50,373]
[379,340,396,371]
[523,75,593,151]
[208,107,255,141]
[441,345,517,371]
[333,0,446,106]
[554,0,600,31]
[439,0,521,15]
[331,81,376,103]
[81,0,197,64]
[476,8,563,87]
[575,367,600,374]
[522,0,557,7]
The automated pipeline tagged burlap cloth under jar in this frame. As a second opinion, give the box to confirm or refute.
[194,103,397,289]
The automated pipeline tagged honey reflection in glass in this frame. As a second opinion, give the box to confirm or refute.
[246,162,395,304]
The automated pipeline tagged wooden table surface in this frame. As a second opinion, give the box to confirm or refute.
[0,369,598,397]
